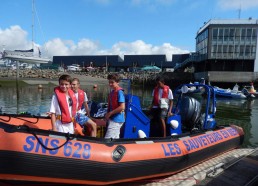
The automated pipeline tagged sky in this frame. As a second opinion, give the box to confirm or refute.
[1,0,258,61]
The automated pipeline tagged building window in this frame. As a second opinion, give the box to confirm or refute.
[218,28,224,41]
[229,28,235,41]
[229,45,234,53]
[235,28,240,42]
[235,45,239,53]
[196,29,208,56]
[252,28,257,41]
[218,45,222,53]
[228,45,234,58]
[223,45,228,58]
[241,28,246,41]
[212,45,217,53]
[246,28,252,41]
[252,46,256,58]
[212,28,218,41]
[224,28,229,42]
[240,45,245,57]
[245,45,251,57]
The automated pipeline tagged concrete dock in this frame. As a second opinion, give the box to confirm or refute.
[120,148,258,186]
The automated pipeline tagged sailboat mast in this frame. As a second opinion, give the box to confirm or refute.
[32,0,35,50]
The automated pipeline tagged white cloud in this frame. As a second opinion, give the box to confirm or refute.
[110,40,188,60]
[0,25,31,50]
[1,25,188,61]
[218,0,258,10]
[44,38,72,56]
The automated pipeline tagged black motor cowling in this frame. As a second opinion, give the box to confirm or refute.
[179,96,201,129]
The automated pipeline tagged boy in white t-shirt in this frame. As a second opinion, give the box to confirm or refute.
[49,74,77,134]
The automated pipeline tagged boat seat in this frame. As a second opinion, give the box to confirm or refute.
[121,94,150,138]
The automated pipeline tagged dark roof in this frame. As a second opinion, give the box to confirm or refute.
[172,54,190,64]
[53,55,123,67]
[124,55,167,67]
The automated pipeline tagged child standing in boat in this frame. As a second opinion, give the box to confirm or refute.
[49,74,77,133]
[150,76,173,137]
[104,74,125,139]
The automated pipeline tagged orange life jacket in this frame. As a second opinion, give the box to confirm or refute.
[77,89,85,110]
[108,87,123,111]
[153,85,169,106]
[54,87,77,124]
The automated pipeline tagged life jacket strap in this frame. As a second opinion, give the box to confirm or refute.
[56,115,74,122]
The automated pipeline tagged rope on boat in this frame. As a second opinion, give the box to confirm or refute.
[15,116,40,124]
[21,125,75,151]
[0,115,11,122]
[0,113,40,124]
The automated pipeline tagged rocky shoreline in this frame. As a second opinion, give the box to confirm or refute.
[0,68,160,86]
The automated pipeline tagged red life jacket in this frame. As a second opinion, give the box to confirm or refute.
[54,87,77,124]
[153,85,170,106]
[77,89,85,110]
[108,87,123,111]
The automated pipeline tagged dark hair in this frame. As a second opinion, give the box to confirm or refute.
[155,76,165,83]
[59,74,72,84]
[72,78,80,84]
[107,74,120,82]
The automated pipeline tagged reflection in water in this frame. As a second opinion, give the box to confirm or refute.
[215,98,254,147]
[16,79,20,114]
[0,84,111,115]
[0,85,258,148]
[0,85,53,115]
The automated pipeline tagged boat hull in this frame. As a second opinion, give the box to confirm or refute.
[3,55,50,64]
[214,89,246,99]
[0,117,244,185]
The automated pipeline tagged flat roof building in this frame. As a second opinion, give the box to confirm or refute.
[196,19,258,71]
[175,18,258,82]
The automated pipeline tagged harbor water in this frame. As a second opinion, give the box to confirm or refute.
[0,83,257,148]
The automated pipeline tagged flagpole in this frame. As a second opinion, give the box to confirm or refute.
[15,60,20,114]
[32,0,35,50]
[106,56,108,73]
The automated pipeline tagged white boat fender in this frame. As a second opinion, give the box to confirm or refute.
[171,133,178,136]
[138,130,147,138]
[167,115,182,135]
[170,120,179,135]
[170,120,179,129]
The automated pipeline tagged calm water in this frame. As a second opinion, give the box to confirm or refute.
[0,83,257,148]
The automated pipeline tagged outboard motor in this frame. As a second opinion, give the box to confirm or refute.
[179,96,201,129]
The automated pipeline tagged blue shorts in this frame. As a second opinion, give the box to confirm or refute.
[76,113,90,126]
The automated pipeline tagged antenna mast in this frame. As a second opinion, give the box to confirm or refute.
[238,4,241,19]
[32,0,35,50]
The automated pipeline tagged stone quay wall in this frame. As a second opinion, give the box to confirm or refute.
[0,68,193,87]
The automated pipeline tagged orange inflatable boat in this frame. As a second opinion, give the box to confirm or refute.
[0,84,244,185]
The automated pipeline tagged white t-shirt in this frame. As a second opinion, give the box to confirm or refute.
[49,95,74,134]
[152,88,173,108]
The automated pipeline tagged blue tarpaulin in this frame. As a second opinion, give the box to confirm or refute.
[141,65,161,71]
